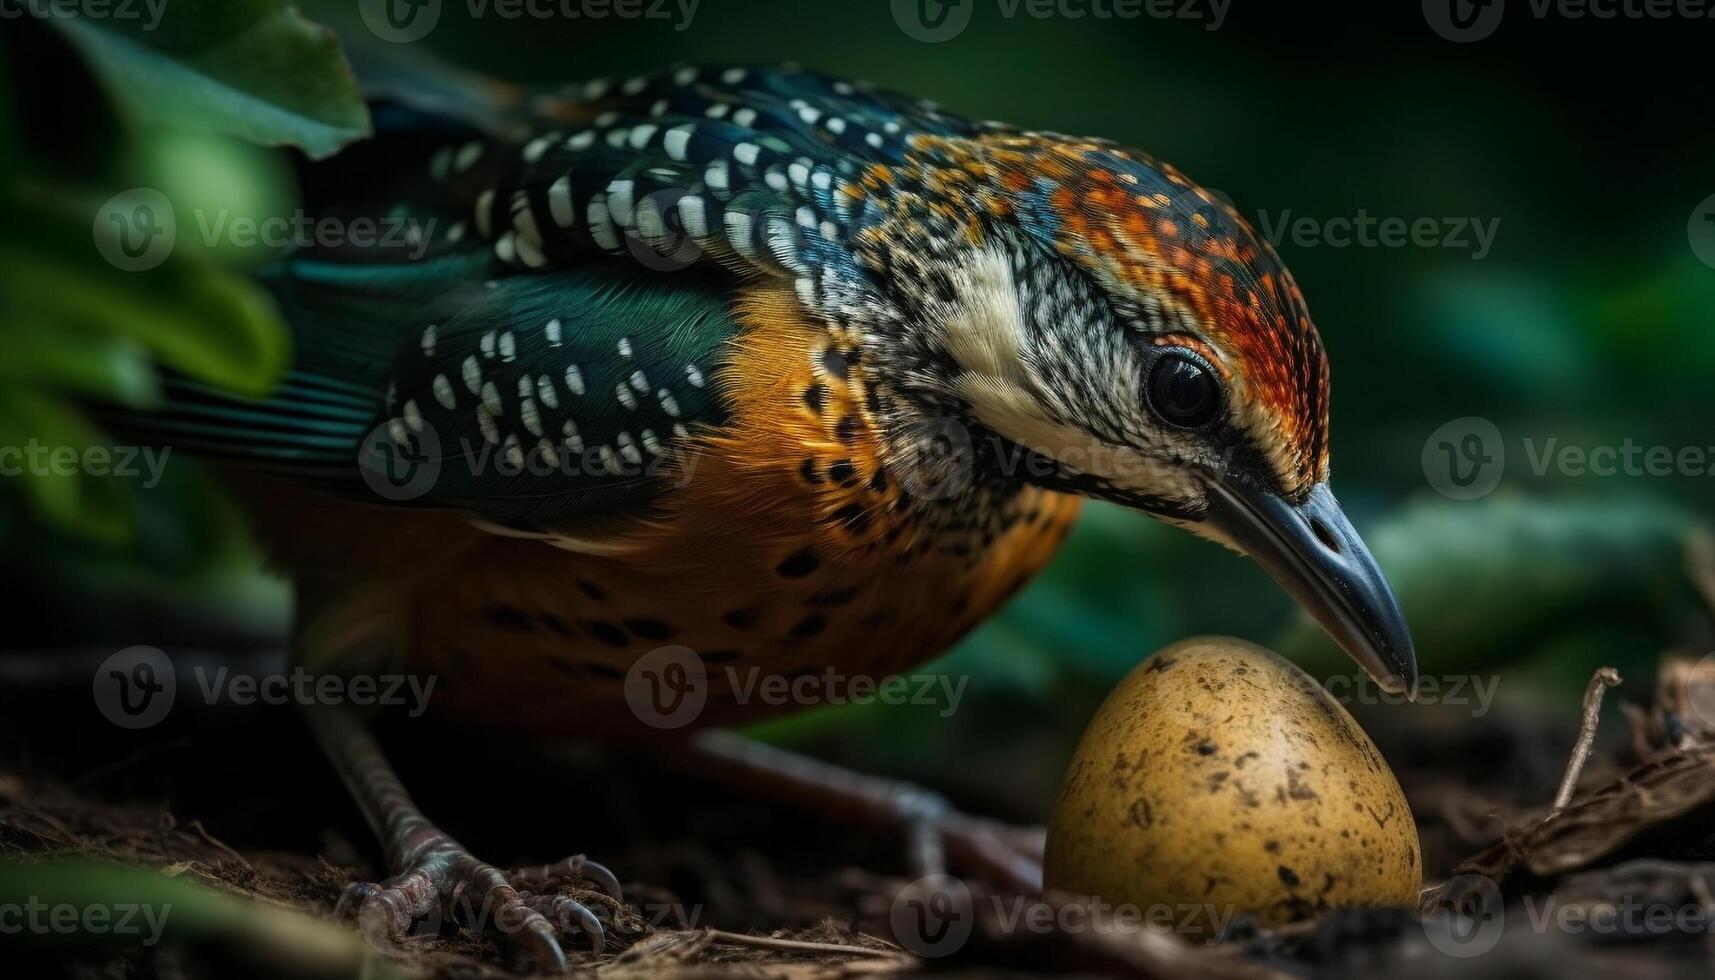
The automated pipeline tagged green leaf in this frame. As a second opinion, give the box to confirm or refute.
[0,245,287,399]
[0,318,161,408]
[0,858,404,976]
[133,131,300,270]
[4,190,290,397]
[0,186,290,542]
[44,2,370,159]
[0,389,133,542]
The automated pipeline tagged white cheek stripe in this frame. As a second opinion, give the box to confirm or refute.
[956,373,1194,495]
[939,247,1026,380]
[938,246,1198,498]
[939,248,1078,464]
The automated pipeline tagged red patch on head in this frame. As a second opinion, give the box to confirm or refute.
[904,133,1331,496]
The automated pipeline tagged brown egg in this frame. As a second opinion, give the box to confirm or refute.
[1044,636,1421,935]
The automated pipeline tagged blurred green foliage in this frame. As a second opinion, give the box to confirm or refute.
[0,4,369,554]
[50,1,369,157]
[0,858,403,976]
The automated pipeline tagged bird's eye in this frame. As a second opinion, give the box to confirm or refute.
[1147,352,1220,428]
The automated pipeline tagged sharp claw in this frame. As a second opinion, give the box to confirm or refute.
[522,893,607,951]
[488,890,574,971]
[337,853,616,967]
[520,917,568,973]
[558,897,606,950]
[513,854,624,901]
[579,860,623,901]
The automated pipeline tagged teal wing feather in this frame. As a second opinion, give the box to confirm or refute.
[338,65,983,316]
[473,64,981,293]
[135,245,738,526]
[361,255,735,525]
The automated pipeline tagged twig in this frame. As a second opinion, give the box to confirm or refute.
[188,818,253,870]
[1553,668,1621,811]
[699,929,910,960]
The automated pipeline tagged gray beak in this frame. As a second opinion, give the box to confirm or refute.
[1202,477,1418,697]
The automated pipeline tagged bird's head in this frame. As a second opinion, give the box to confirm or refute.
[858,131,1416,695]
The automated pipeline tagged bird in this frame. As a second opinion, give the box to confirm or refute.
[128,61,1417,970]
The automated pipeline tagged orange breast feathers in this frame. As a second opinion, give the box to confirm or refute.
[581,280,1084,673]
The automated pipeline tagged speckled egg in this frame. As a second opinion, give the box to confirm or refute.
[1044,636,1421,932]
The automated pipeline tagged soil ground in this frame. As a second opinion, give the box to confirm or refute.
[3,650,1714,978]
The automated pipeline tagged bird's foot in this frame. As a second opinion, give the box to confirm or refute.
[336,841,622,971]
[890,791,1046,894]
[689,730,1044,893]
[309,705,625,969]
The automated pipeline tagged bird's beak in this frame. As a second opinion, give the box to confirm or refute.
[1201,475,1418,697]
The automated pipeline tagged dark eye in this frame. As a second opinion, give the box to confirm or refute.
[1147,352,1219,428]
